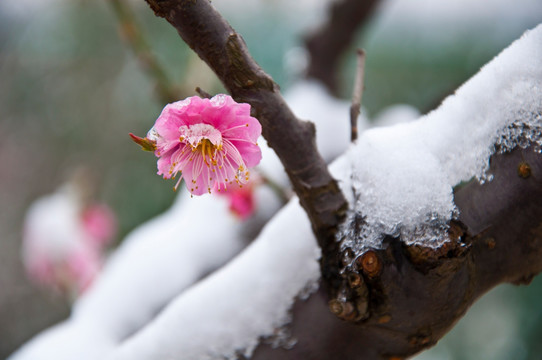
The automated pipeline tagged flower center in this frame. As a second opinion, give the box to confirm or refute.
[196,138,222,166]
[179,123,223,166]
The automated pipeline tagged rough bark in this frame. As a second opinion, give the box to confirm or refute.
[144,0,348,284]
[304,0,380,95]
[251,146,542,359]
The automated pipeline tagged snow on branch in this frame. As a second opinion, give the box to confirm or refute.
[340,23,542,254]
[106,200,320,360]
[306,24,542,357]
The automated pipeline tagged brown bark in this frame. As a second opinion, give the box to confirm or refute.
[251,146,542,359]
[304,0,380,95]
[144,0,348,284]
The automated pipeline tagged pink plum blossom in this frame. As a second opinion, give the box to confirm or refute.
[81,204,117,250]
[145,94,262,195]
[24,241,101,296]
[22,185,117,299]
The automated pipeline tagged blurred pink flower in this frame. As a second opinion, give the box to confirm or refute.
[228,188,255,220]
[22,186,117,299]
[81,204,117,249]
[25,243,100,296]
[217,178,260,220]
[147,94,262,195]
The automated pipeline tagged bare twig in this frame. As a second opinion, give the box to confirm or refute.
[144,0,348,286]
[305,0,380,94]
[350,49,365,142]
[195,86,212,99]
[108,0,180,104]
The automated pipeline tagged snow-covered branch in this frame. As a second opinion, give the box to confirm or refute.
[252,145,542,359]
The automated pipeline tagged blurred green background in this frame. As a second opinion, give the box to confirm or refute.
[0,0,540,358]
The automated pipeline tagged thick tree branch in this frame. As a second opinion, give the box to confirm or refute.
[251,146,542,359]
[304,0,380,94]
[144,0,348,281]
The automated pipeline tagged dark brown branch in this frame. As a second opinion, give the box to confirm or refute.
[304,0,380,94]
[350,49,365,142]
[250,146,542,359]
[144,0,348,280]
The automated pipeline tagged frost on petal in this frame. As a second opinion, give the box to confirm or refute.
[210,93,229,107]
[146,95,262,195]
[179,123,223,147]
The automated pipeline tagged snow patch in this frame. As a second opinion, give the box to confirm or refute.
[105,200,319,360]
[339,24,542,254]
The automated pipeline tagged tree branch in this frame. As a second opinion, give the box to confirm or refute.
[109,0,180,104]
[251,146,542,359]
[144,0,348,282]
[304,0,380,94]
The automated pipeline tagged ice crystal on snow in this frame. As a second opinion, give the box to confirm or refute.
[494,111,542,154]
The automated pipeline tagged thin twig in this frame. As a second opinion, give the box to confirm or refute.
[108,0,180,104]
[195,86,212,99]
[350,49,366,142]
